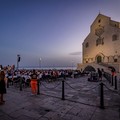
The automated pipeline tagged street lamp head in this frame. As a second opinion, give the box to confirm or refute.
[39,58,42,61]
[17,54,21,62]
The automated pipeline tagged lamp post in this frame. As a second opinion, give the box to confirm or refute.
[71,61,74,78]
[39,57,42,69]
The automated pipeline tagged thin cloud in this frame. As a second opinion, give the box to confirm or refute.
[69,51,82,55]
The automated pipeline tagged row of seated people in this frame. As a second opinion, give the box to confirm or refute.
[6,71,67,87]
[6,69,85,87]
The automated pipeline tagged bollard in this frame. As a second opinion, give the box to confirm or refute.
[63,74,66,80]
[111,75,113,86]
[115,76,117,90]
[108,74,111,83]
[12,79,13,85]
[7,78,9,88]
[62,80,65,100]
[100,82,104,109]
[20,77,22,91]
[37,79,40,95]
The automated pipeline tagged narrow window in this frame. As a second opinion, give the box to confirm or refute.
[85,42,89,48]
[112,34,118,41]
[114,59,117,62]
[98,19,101,23]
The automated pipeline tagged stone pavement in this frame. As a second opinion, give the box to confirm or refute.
[0,76,120,120]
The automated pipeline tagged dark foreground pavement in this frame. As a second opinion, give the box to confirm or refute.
[0,76,120,120]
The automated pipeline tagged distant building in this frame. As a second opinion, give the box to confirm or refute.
[77,13,120,72]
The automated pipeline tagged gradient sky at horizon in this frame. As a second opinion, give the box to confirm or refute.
[0,0,120,68]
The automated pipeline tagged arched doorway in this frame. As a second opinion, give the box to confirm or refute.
[95,53,105,63]
[84,65,96,72]
[97,55,102,63]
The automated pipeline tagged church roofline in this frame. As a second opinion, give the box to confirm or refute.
[91,13,111,26]
[91,13,120,26]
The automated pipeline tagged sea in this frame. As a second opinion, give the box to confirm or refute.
[19,66,77,70]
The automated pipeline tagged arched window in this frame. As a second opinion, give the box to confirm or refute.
[98,19,101,23]
[112,34,118,41]
[85,42,89,48]
[96,38,101,46]
[96,37,104,46]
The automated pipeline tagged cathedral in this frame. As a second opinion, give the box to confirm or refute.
[77,13,120,72]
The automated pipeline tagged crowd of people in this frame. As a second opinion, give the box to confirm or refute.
[0,64,83,105]
[0,64,115,105]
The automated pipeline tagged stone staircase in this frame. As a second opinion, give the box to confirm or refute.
[77,62,120,94]
[77,62,110,73]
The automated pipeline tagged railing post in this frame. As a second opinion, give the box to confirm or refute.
[37,79,40,95]
[111,75,114,86]
[12,78,13,85]
[115,76,117,90]
[63,74,66,80]
[20,77,22,91]
[100,82,104,109]
[7,78,9,88]
[109,74,111,83]
[62,80,65,100]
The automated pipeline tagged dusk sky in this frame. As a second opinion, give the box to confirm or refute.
[0,0,120,68]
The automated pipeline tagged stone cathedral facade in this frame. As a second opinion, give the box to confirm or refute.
[77,14,120,72]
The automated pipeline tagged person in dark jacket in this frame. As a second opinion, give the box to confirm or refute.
[0,70,6,105]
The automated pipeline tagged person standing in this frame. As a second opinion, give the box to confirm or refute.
[97,68,102,81]
[101,68,104,79]
[30,69,38,95]
[0,70,6,105]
